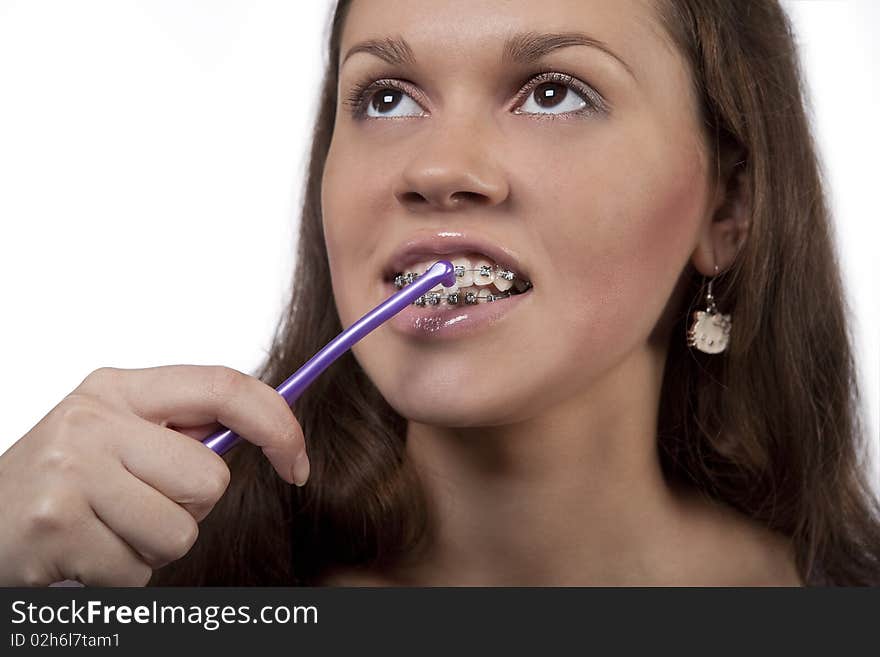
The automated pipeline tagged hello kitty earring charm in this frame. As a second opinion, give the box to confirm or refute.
[687,265,732,354]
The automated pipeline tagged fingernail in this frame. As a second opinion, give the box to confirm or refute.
[292,450,310,487]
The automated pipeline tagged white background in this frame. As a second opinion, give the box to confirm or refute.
[1,1,877,492]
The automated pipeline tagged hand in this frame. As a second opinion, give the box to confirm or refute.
[0,365,308,586]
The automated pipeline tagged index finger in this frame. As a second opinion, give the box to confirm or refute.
[78,365,306,477]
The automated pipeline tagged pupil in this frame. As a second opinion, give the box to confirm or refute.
[534,82,566,108]
[371,88,402,113]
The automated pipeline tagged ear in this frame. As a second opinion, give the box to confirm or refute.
[690,151,751,276]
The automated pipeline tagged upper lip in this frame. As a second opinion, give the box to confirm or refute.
[383,231,532,283]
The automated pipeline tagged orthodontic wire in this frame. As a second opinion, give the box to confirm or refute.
[395,264,531,305]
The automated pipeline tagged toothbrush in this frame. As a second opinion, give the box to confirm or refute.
[200,259,456,455]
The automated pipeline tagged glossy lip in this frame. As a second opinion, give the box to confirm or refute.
[382,231,532,284]
[382,277,534,340]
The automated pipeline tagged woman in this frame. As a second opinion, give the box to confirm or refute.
[2,0,878,586]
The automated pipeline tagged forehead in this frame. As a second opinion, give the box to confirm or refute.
[339,0,668,79]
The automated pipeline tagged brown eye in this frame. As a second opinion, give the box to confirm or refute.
[513,72,601,117]
[532,81,570,109]
[370,88,404,114]
[360,82,425,118]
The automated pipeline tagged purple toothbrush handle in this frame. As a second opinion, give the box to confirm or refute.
[200,259,456,455]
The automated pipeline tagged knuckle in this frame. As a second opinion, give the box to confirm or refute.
[65,557,95,587]
[203,460,231,501]
[207,365,245,402]
[26,494,70,535]
[39,446,80,476]
[91,366,118,380]
[167,518,199,561]
[268,392,303,451]
[52,394,105,432]
[189,457,230,506]
[134,543,168,570]
[20,562,48,587]
[79,367,118,392]
[127,563,154,587]
[285,425,306,458]
[141,553,169,570]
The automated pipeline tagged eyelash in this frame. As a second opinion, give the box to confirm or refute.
[342,69,609,121]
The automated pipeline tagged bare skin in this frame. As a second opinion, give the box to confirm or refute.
[0,366,306,586]
[319,0,801,586]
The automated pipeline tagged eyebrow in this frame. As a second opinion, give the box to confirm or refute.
[340,30,636,81]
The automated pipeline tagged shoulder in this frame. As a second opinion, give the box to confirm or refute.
[689,495,804,586]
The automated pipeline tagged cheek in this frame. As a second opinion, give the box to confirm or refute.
[533,129,709,363]
[320,145,348,274]
[321,140,391,325]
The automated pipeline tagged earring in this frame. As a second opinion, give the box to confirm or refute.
[687,265,732,354]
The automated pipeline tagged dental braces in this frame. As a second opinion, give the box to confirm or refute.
[412,289,511,306]
[394,264,522,288]
[393,264,532,306]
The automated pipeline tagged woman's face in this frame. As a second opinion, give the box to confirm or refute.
[321,0,714,426]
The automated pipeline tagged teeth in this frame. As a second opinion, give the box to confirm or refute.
[409,259,443,292]
[392,253,532,298]
[451,256,474,287]
[494,267,515,291]
[409,284,516,307]
[414,259,435,276]
[462,285,479,304]
[471,257,496,287]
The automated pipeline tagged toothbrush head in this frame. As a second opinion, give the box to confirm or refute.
[426,259,457,287]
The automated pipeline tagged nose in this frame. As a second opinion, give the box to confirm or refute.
[392,118,510,212]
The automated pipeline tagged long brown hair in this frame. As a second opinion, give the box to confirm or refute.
[150,0,880,586]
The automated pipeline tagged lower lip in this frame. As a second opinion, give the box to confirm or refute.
[382,280,534,340]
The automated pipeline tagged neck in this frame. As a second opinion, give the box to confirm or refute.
[391,342,700,585]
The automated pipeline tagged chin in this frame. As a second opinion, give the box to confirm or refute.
[380,380,537,429]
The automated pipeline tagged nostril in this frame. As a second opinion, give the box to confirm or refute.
[397,190,488,209]
[449,191,487,205]
[398,191,428,205]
